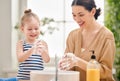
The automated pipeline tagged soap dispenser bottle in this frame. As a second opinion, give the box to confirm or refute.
[86,50,100,81]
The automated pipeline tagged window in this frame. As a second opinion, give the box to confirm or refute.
[27,0,104,57]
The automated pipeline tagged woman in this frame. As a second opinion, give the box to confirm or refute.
[59,0,116,81]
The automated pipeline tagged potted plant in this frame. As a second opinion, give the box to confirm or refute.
[104,1,120,81]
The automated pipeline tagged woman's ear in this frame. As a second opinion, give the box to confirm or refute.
[91,8,96,16]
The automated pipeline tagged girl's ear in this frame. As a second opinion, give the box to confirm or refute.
[20,25,24,32]
[91,8,96,16]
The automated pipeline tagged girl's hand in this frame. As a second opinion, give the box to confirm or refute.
[34,40,48,55]
[34,40,50,63]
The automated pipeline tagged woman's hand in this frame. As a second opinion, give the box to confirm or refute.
[58,53,79,70]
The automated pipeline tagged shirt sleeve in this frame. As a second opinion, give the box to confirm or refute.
[65,31,75,53]
[99,34,116,80]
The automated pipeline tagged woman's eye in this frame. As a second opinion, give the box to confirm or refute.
[79,14,84,17]
[72,14,76,17]
[28,29,32,30]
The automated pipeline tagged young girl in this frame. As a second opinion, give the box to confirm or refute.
[16,9,50,81]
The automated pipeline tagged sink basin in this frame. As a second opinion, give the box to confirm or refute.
[30,70,79,81]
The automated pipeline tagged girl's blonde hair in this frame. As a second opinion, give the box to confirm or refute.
[20,9,40,27]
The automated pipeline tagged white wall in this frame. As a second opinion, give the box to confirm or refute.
[0,0,12,75]
[11,0,28,70]
[0,0,28,77]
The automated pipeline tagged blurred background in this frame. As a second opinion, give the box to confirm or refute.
[0,0,120,81]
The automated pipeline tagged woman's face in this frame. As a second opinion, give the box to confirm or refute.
[21,17,40,42]
[72,5,95,28]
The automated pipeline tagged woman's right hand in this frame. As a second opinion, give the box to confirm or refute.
[58,56,70,70]
[58,53,79,70]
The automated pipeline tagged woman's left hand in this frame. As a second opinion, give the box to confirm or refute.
[58,53,78,70]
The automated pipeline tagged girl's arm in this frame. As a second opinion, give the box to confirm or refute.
[16,40,34,62]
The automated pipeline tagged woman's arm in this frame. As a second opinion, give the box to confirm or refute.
[99,38,116,79]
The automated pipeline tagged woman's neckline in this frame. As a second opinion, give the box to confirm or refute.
[80,26,104,51]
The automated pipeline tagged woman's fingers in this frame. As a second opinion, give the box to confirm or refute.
[58,57,72,70]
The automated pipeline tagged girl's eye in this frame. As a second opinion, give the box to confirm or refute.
[35,28,38,30]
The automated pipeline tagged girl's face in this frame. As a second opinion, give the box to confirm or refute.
[21,17,40,42]
[72,5,95,28]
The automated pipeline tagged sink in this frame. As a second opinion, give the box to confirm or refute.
[30,70,79,81]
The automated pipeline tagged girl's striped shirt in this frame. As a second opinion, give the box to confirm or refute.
[17,42,44,80]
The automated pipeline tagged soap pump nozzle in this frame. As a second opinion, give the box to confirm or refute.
[89,50,96,59]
